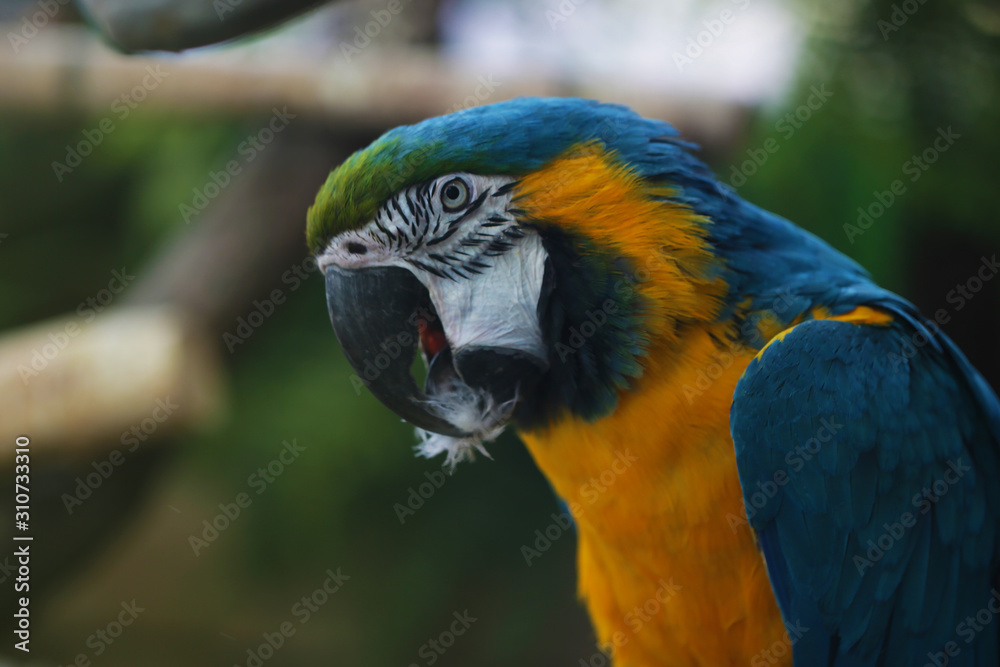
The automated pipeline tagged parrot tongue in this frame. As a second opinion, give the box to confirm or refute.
[418,312,448,360]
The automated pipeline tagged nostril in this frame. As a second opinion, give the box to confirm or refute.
[346,242,368,255]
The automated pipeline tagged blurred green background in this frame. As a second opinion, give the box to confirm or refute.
[1,0,999,665]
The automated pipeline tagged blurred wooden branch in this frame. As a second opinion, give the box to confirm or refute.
[0,306,222,459]
[0,23,748,148]
[0,122,343,462]
[76,0,328,52]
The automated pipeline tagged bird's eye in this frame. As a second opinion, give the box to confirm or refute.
[440,177,470,212]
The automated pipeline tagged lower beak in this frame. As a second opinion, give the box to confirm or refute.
[324,266,544,437]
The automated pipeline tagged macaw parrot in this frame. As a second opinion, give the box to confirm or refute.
[305,97,1000,666]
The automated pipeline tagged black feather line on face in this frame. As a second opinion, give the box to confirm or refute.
[399,180,499,249]
[417,189,435,227]
[492,181,518,197]
[404,192,423,226]
[445,191,489,228]
[426,226,460,246]
[484,239,514,256]
[373,177,525,278]
[389,197,407,223]
[374,216,396,244]
[407,258,449,279]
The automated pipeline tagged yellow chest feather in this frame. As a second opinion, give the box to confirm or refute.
[518,329,789,667]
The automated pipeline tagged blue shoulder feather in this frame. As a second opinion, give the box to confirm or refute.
[731,317,1000,666]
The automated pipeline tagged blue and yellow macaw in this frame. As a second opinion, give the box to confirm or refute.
[306,98,1000,666]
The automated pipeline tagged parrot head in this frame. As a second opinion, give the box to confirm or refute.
[307,97,728,466]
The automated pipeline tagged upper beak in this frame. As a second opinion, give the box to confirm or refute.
[324,265,545,437]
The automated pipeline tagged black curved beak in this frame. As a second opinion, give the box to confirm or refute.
[324,266,545,437]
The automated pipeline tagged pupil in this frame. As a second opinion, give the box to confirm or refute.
[445,185,459,200]
[346,242,367,255]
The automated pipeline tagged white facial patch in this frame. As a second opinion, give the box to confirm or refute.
[418,231,547,361]
[319,173,549,467]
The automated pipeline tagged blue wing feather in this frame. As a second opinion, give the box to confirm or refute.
[732,316,1000,666]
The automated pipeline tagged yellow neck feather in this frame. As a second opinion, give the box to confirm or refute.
[514,145,789,665]
[514,144,729,353]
